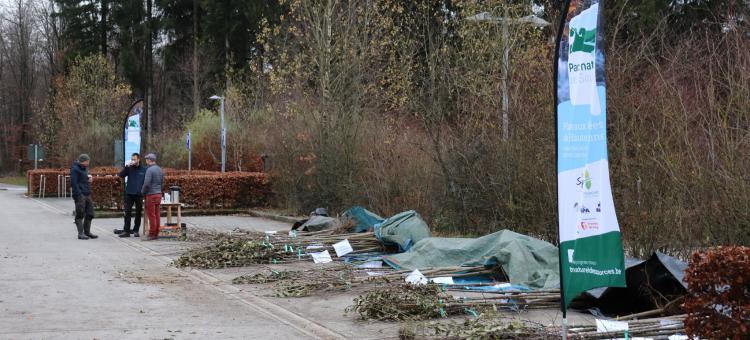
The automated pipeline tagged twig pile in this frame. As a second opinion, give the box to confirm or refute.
[400,315,557,340]
[348,282,563,321]
[568,314,686,339]
[174,236,287,268]
[232,269,302,284]
[265,229,387,256]
[233,264,356,297]
[347,284,453,321]
[175,226,388,268]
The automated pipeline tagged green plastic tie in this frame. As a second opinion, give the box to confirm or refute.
[284,244,289,253]
[464,308,478,317]
[624,330,629,340]
[438,308,446,317]
[297,248,302,259]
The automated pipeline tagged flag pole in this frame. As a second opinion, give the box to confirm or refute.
[187,129,192,172]
[553,0,572,338]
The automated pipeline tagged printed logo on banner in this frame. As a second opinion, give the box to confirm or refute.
[567,3,601,115]
[579,220,600,231]
[576,169,593,190]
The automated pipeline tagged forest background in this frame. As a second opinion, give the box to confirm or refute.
[0,0,747,257]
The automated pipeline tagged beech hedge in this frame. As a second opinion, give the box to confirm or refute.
[27,167,270,210]
[684,246,750,339]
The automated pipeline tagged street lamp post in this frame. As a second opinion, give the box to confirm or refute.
[209,95,226,173]
[466,11,550,141]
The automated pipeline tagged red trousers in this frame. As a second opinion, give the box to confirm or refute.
[145,194,161,237]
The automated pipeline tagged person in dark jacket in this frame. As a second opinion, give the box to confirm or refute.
[114,153,147,237]
[70,154,97,240]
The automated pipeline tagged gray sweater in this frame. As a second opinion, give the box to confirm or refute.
[141,164,164,195]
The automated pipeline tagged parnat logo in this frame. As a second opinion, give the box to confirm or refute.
[569,26,596,54]
[576,169,593,190]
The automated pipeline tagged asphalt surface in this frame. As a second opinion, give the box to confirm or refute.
[0,185,341,340]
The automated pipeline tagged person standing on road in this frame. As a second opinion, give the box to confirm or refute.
[70,154,98,240]
[142,153,164,241]
[115,153,147,238]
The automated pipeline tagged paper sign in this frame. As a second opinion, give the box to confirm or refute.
[310,250,332,264]
[405,269,428,285]
[366,271,384,277]
[596,319,628,332]
[358,261,383,269]
[306,245,325,250]
[332,239,354,257]
[668,336,688,340]
[431,277,454,285]
[264,230,278,235]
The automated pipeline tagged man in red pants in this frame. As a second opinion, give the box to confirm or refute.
[141,153,164,241]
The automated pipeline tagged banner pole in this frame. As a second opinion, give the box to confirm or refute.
[554,1,572,338]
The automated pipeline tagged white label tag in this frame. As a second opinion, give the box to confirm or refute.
[596,319,628,332]
[430,277,454,285]
[310,250,332,264]
[358,261,383,269]
[332,239,354,257]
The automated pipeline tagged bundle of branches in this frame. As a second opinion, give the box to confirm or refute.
[347,284,454,321]
[568,314,686,339]
[232,269,302,284]
[232,264,356,297]
[353,266,502,284]
[348,283,562,321]
[399,315,558,340]
[174,236,289,268]
[265,230,387,256]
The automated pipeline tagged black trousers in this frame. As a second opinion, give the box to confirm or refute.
[123,194,143,233]
[74,195,95,222]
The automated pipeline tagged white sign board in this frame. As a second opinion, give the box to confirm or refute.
[310,250,332,264]
[332,239,354,257]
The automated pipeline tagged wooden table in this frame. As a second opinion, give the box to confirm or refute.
[143,202,183,237]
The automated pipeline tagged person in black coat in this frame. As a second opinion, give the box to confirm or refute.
[114,153,147,237]
[70,154,97,240]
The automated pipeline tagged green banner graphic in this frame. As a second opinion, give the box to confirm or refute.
[555,0,626,311]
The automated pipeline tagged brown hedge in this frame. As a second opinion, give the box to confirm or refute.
[684,246,750,339]
[26,168,270,210]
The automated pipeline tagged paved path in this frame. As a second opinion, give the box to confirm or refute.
[0,185,341,340]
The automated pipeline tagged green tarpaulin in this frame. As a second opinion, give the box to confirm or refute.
[383,230,560,289]
[342,206,384,233]
[374,210,431,251]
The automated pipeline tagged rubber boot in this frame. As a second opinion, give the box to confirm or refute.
[76,219,89,240]
[83,218,98,239]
